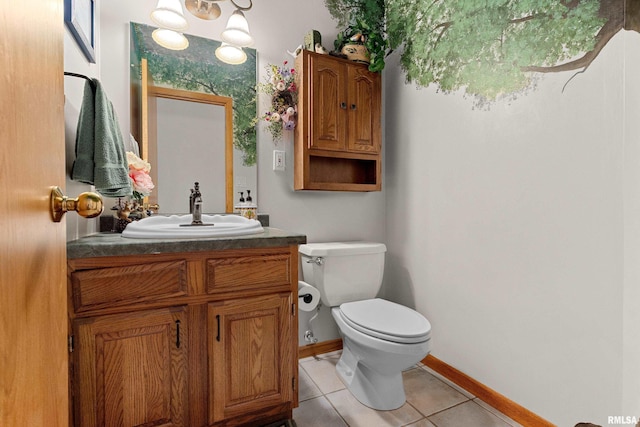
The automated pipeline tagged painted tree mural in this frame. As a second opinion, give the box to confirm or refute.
[386,0,638,100]
[131,23,257,166]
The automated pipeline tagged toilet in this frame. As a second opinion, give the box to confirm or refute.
[299,242,431,410]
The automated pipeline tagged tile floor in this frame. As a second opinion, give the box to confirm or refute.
[292,351,524,427]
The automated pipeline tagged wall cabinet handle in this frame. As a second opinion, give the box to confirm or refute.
[216,314,221,342]
[175,319,181,348]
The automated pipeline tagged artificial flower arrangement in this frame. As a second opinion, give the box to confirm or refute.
[126,151,155,201]
[255,61,298,141]
[113,152,155,226]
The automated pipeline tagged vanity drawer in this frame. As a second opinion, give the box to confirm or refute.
[206,254,291,294]
[71,260,188,313]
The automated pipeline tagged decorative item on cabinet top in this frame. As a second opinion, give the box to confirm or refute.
[325,0,389,72]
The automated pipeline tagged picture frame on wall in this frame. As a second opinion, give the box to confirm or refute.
[64,0,95,63]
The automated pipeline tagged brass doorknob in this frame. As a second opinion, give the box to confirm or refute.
[50,187,104,223]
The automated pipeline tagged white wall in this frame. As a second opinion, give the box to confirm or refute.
[622,31,640,418]
[384,29,640,425]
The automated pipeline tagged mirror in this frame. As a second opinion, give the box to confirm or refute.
[129,22,257,214]
[147,84,233,213]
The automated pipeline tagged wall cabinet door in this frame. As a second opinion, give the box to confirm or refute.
[72,307,188,427]
[308,53,380,154]
[310,54,347,151]
[347,65,381,153]
[208,294,293,424]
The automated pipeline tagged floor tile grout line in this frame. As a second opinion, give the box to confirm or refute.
[424,399,472,419]
[398,399,429,427]
[469,398,522,427]
[418,364,476,399]
[299,357,351,426]
[298,359,337,399]
[322,392,352,426]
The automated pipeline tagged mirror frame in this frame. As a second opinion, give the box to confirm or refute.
[144,82,234,213]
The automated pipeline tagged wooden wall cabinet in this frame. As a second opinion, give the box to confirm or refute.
[68,246,299,427]
[294,50,382,191]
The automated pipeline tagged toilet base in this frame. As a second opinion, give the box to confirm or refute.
[335,343,406,411]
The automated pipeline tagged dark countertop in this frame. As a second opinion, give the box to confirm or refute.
[67,227,307,259]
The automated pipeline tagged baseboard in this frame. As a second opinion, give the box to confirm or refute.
[298,338,342,359]
[422,354,554,427]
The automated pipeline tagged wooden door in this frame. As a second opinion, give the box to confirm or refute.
[0,0,68,426]
[208,294,293,424]
[310,54,347,151]
[73,308,188,427]
[347,65,381,153]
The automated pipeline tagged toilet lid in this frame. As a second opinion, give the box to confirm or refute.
[339,299,431,344]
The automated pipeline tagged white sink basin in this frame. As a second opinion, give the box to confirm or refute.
[121,214,264,239]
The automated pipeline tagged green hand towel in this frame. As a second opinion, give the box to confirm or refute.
[71,80,95,184]
[71,79,132,198]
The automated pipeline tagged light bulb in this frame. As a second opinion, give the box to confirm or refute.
[151,0,188,31]
[215,42,247,65]
[221,10,253,47]
[152,28,189,50]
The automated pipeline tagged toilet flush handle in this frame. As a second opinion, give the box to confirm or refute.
[305,256,324,266]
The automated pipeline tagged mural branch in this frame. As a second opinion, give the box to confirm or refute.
[386,0,635,101]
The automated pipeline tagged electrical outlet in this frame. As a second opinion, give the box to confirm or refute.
[273,150,285,171]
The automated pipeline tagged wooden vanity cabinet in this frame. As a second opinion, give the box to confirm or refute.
[68,246,299,427]
[294,50,381,191]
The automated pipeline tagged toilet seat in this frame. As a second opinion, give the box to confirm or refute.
[338,298,431,344]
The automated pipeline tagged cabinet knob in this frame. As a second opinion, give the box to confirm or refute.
[351,104,356,110]
[340,102,347,109]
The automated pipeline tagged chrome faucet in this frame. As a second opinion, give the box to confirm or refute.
[189,182,201,214]
[189,182,203,225]
[192,199,203,224]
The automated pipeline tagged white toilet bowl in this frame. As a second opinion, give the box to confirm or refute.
[298,242,432,410]
[331,299,431,410]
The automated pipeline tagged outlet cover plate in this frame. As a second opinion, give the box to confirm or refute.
[273,150,285,171]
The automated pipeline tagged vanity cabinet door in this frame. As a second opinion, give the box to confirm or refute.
[208,293,293,425]
[72,307,188,427]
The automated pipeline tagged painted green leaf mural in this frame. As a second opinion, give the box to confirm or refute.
[385,0,637,101]
[131,23,257,166]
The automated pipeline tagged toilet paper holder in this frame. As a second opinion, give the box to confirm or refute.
[299,293,314,304]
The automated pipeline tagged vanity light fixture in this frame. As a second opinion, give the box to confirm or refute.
[214,42,247,64]
[151,0,252,62]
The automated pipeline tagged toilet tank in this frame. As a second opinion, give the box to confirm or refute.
[299,242,386,307]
